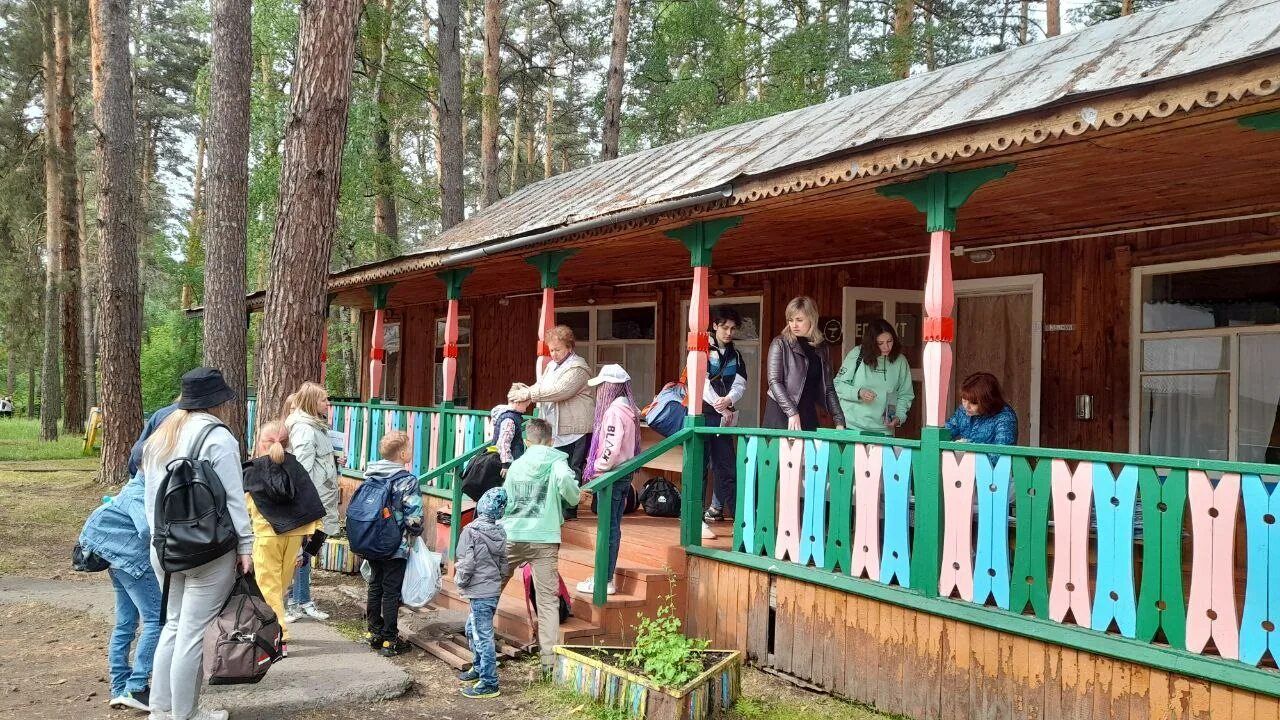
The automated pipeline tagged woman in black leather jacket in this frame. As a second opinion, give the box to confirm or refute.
[763,296,846,432]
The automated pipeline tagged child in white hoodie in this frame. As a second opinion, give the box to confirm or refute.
[577,364,641,596]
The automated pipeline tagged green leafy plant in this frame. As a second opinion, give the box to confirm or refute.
[622,592,710,689]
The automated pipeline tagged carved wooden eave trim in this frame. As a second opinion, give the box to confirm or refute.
[328,58,1280,294]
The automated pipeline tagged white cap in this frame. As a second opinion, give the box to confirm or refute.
[587,364,631,387]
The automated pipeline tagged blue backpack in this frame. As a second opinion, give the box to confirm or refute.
[346,473,405,560]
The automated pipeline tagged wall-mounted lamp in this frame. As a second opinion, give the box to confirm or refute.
[967,248,996,264]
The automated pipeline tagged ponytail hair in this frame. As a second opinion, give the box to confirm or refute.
[255,420,290,465]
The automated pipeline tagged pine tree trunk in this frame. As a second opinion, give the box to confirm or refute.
[90,0,144,484]
[892,0,913,79]
[1121,0,1134,15]
[479,0,500,208]
[79,171,97,411]
[509,88,522,192]
[255,0,361,424]
[1046,0,1060,37]
[371,0,398,255]
[6,351,14,399]
[41,8,62,442]
[923,0,937,71]
[543,55,555,180]
[203,0,252,447]
[437,0,464,229]
[1018,0,1029,45]
[601,0,630,161]
[27,357,36,418]
[56,0,84,434]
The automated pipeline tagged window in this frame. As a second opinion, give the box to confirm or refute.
[434,316,472,406]
[681,298,764,427]
[382,322,402,403]
[556,304,658,407]
[1132,254,1280,462]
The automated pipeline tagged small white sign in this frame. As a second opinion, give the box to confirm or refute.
[1044,324,1075,332]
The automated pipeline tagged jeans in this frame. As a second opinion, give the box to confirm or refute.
[149,551,236,720]
[702,407,737,514]
[108,568,162,697]
[466,596,500,690]
[290,562,312,606]
[607,477,632,577]
[366,557,408,642]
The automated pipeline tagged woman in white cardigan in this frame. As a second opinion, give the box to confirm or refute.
[283,381,340,622]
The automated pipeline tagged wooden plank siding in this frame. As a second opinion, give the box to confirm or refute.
[684,555,1280,720]
[358,215,1280,454]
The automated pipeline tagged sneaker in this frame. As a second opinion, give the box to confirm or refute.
[378,638,413,657]
[147,712,172,720]
[704,506,725,522]
[575,578,616,595]
[284,607,303,624]
[460,685,501,699]
[189,710,229,720]
[279,642,289,659]
[364,631,381,649]
[702,522,717,540]
[457,669,480,683]
[299,602,329,621]
[110,688,150,711]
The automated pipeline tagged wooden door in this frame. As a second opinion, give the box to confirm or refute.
[953,289,1037,445]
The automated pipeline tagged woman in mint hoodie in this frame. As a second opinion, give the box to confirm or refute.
[835,318,915,436]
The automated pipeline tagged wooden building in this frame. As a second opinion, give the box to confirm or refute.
[270,2,1280,717]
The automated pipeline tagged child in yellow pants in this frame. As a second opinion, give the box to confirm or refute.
[244,421,328,655]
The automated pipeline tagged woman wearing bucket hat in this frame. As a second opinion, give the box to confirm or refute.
[142,367,254,720]
[577,364,640,596]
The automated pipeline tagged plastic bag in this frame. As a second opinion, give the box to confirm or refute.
[360,559,372,583]
[401,537,442,609]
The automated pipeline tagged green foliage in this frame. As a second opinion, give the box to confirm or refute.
[140,311,202,414]
[621,593,710,689]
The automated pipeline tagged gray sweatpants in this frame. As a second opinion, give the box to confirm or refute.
[504,542,561,669]
[149,551,236,720]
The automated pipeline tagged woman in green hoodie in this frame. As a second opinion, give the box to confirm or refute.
[834,318,915,436]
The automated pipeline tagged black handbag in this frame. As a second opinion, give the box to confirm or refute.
[72,543,110,572]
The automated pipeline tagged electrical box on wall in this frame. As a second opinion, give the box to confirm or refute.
[1075,395,1094,421]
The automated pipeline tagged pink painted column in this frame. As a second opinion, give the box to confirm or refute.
[1049,460,1094,627]
[368,307,386,400]
[686,266,710,416]
[1186,470,1241,659]
[536,287,555,380]
[441,301,461,403]
[922,230,955,427]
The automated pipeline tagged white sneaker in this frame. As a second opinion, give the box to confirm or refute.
[299,602,329,621]
[575,578,617,595]
[701,522,717,540]
[109,692,150,711]
[147,712,172,720]
[190,709,229,720]
[284,608,303,623]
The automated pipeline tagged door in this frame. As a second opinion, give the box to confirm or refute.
[953,276,1043,446]
[841,288,925,439]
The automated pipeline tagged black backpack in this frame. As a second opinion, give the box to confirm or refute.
[638,477,681,518]
[590,483,639,515]
[152,422,239,621]
[460,448,504,502]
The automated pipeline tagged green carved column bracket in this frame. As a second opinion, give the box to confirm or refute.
[436,267,474,300]
[525,250,578,289]
[877,164,1016,232]
[1239,110,1280,132]
[665,216,743,267]
[368,283,395,310]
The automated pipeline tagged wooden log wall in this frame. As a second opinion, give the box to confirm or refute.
[359,215,1280,453]
[684,555,1278,720]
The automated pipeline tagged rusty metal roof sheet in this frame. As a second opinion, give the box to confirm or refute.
[413,0,1280,257]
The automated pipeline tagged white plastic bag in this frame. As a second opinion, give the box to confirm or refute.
[401,537,442,608]
[360,559,372,583]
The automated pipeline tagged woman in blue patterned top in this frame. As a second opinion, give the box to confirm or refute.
[946,372,1018,446]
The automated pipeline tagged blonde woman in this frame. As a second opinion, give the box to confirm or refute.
[284,381,339,622]
[142,368,253,720]
[764,297,846,432]
[243,421,327,656]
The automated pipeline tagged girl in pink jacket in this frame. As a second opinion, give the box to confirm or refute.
[578,364,641,595]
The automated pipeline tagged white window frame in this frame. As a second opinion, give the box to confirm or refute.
[433,314,473,406]
[556,302,659,397]
[1128,251,1280,459]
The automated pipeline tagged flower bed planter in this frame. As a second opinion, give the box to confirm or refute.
[552,646,742,720]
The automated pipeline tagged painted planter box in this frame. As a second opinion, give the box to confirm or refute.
[553,646,742,720]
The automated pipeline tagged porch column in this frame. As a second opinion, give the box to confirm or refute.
[436,268,474,405]
[878,164,1013,598]
[525,250,577,379]
[667,217,742,547]
[367,284,394,401]
[878,164,1015,426]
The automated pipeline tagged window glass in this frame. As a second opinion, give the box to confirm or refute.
[598,306,655,340]
[1239,333,1280,464]
[1140,374,1229,460]
[382,323,401,402]
[1141,338,1228,372]
[1142,262,1280,332]
[555,311,591,342]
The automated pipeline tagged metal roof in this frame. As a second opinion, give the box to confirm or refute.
[415,0,1280,257]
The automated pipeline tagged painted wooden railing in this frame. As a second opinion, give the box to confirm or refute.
[680,425,1280,696]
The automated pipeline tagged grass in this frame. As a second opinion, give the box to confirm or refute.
[521,662,904,720]
[0,458,104,577]
[0,418,97,462]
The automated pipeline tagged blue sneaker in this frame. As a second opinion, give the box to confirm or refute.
[457,669,480,684]
[461,685,500,699]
